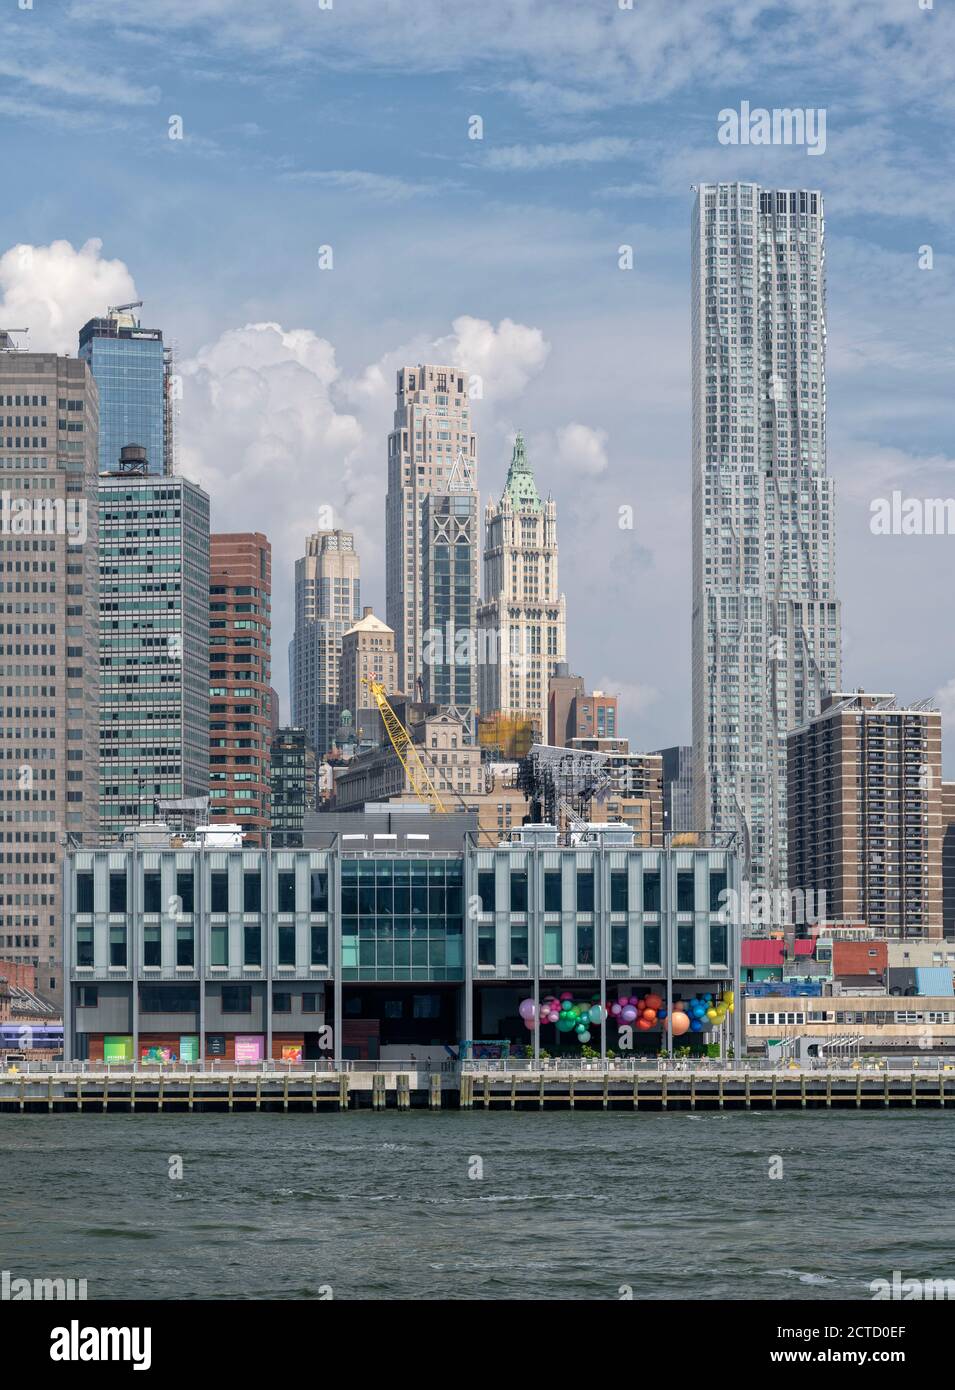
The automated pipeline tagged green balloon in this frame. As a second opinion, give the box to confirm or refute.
[557,1016,575,1031]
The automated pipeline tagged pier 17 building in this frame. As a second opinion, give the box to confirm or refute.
[63,813,741,1063]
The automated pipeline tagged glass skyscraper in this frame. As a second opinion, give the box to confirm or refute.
[98,462,210,838]
[691,183,842,891]
[79,307,170,475]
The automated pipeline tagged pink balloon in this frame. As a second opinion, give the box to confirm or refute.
[610,1003,622,1016]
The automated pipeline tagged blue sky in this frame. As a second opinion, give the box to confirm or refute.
[1,0,954,763]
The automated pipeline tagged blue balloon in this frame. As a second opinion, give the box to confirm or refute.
[658,1009,668,1019]
[690,1019,703,1031]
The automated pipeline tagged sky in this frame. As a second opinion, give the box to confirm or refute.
[1,0,954,767]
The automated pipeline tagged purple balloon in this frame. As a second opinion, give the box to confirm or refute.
[518,999,536,1021]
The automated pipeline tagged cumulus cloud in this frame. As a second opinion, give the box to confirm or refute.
[554,423,609,477]
[0,238,137,354]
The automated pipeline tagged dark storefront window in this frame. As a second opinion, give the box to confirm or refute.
[478,922,495,966]
[211,922,228,967]
[143,922,161,968]
[710,921,728,966]
[510,923,529,967]
[709,870,728,914]
[109,922,127,968]
[577,923,594,966]
[143,871,162,914]
[243,871,261,913]
[76,923,93,968]
[243,923,262,967]
[210,871,228,913]
[477,870,495,912]
[543,870,562,912]
[108,871,127,913]
[176,923,194,968]
[610,870,628,912]
[643,872,661,912]
[677,871,696,913]
[277,871,296,913]
[509,870,528,913]
[221,985,252,1013]
[611,923,628,965]
[278,923,296,967]
[76,871,94,914]
[576,870,594,912]
[310,924,328,967]
[310,870,328,912]
[176,870,195,915]
[643,923,661,965]
[677,924,696,965]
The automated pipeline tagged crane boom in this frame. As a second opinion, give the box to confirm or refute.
[363,679,447,812]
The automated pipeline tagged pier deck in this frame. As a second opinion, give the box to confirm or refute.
[1,1066,953,1112]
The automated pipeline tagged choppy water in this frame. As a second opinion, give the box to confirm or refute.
[2,1111,953,1300]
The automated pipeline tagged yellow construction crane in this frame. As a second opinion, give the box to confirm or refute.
[362,678,447,812]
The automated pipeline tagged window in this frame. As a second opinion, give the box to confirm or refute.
[273,992,291,1013]
[510,923,529,967]
[478,922,495,966]
[303,992,320,1013]
[610,870,628,912]
[510,870,527,913]
[210,871,228,913]
[221,985,252,1013]
[576,870,594,912]
[310,924,328,967]
[577,923,594,966]
[143,922,161,968]
[709,870,727,913]
[76,985,98,1008]
[176,923,194,968]
[677,872,695,912]
[211,922,228,967]
[109,922,127,968]
[677,924,695,965]
[477,870,495,912]
[76,871,94,913]
[544,870,562,912]
[243,924,262,967]
[76,925,93,968]
[710,922,728,965]
[643,872,661,912]
[278,871,296,913]
[644,923,661,965]
[108,871,127,913]
[611,924,628,965]
[243,871,261,913]
[176,870,194,914]
[143,871,161,914]
[310,870,328,912]
[278,923,296,967]
[544,922,561,966]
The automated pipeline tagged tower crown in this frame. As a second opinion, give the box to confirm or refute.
[501,432,542,512]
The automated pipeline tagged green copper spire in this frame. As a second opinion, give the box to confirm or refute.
[502,431,542,511]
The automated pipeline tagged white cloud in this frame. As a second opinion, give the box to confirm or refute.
[554,423,609,477]
[0,239,138,354]
[482,138,635,172]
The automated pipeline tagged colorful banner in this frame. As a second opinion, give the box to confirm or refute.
[235,1034,264,1063]
[104,1035,133,1062]
[179,1035,199,1063]
[140,1043,174,1064]
[281,1043,303,1063]
[206,1034,226,1057]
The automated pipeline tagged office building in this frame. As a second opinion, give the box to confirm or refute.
[788,692,943,939]
[477,432,566,743]
[209,533,272,845]
[385,364,478,697]
[63,817,741,1062]
[943,782,955,941]
[78,304,173,477]
[657,745,694,835]
[421,484,479,729]
[691,183,842,891]
[0,344,100,999]
[546,664,618,747]
[99,449,210,840]
[289,528,360,759]
[270,727,317,848]
[339,607,398,747]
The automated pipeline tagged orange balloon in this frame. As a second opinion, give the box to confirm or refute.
[637,1017,653,1030]
[642,1009,657,1023]
[670,1010,691,1036]
[645,994,663,1010]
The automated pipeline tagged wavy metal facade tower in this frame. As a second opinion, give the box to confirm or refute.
[691,183,841,890]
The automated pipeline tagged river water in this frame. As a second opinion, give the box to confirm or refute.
[2,1110,953,1300]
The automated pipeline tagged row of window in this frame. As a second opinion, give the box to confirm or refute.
[75,921,330,970]
[75,868,329,916]
[478,921,729,969]
[476,868,727,914]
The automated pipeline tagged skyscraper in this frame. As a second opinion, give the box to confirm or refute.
[788,692,942,939]
[209,533,271,845]
[289,528,360,759]
[385,364,477,698]
[0,343,100,999]
[655,745,694,835]
[79,304,173,476]
[98,448,210,840]
[477,433,566,742]
[421,480,479,729]
[691,183,841,890]
[340,607,398,745]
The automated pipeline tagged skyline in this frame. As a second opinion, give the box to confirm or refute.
[0,1,953,772]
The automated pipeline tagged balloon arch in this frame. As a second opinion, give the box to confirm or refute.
[519,989,735,1044]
